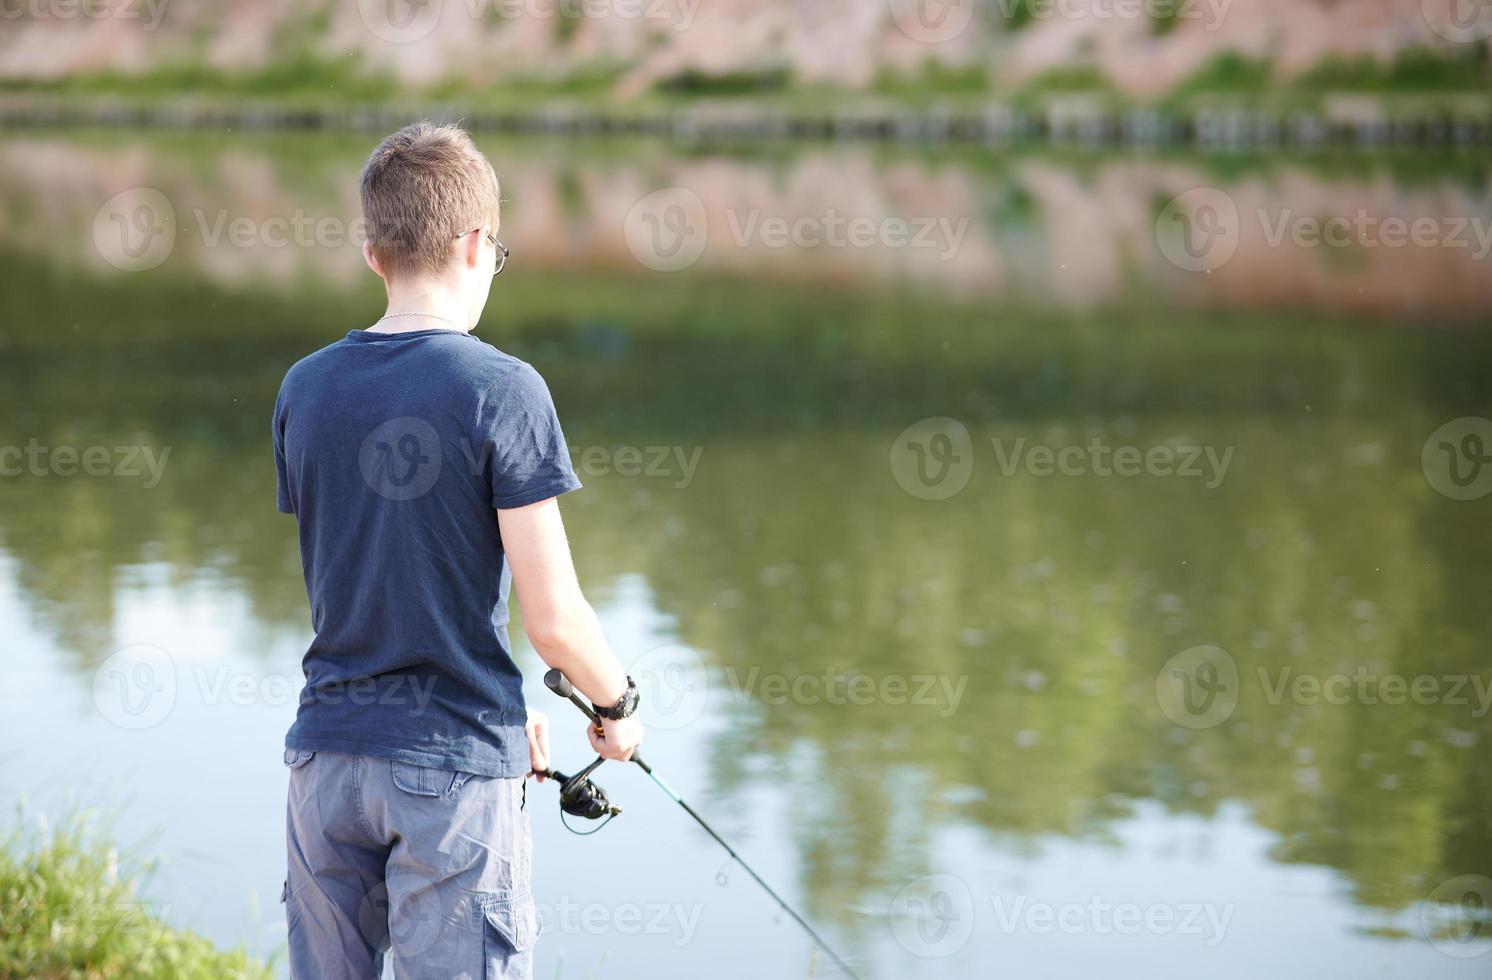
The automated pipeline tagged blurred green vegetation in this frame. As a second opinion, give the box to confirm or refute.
[874,61,989,96]
[1160,46,1492,116]
[1172,52,1276,97]
[0,811,272,979]
[1296,46,1492,92]
[1,44,1488,120]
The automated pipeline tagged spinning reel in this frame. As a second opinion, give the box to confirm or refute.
[532,669,625,833]
[536,755,622,833]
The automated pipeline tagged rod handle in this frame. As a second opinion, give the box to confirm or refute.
[543,668,649,770]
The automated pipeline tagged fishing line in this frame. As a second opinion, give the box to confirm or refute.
[535,668,863,980]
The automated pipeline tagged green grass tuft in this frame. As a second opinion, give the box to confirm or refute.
[1294,46,1491,92]
[1173,51,1276,95]
[0,810,272,980]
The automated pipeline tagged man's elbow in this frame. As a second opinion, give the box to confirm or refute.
[524,603,593,660]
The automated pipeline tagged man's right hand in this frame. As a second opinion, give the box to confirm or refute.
[588,715,644,762]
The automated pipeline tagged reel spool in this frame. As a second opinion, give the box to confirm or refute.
[538,755,621,834]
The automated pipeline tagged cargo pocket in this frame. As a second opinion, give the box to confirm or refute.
[390,760,471,798]
[478,893,537,979]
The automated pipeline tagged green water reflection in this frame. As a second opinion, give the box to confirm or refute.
[1,133,1490,952]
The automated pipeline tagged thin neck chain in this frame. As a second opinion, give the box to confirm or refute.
[373,311,461,329]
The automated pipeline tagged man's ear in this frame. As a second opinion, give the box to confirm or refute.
[459,228,484,270]
[362,240,386,280]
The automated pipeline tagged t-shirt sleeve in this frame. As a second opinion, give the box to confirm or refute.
[483,363,582,510]
[272,385,295,515]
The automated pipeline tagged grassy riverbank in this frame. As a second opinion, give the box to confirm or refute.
[0,813,272,980]
[2,48,1490,143]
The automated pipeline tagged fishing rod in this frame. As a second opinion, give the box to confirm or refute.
[534,668,862,980]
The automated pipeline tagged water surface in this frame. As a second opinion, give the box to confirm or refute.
[0,131,1489,977]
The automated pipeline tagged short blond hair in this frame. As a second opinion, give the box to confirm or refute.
[359,122,501,281]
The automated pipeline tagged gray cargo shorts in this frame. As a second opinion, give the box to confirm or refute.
[283,749,538,980]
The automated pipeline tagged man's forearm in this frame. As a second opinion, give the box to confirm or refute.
[526,601,629,707]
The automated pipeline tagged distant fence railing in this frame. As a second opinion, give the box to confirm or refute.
[1,94,1490,147]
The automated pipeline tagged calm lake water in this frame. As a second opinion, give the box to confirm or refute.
[1,130,1490,978]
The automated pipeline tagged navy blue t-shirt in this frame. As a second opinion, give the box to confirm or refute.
[272,328,581,777]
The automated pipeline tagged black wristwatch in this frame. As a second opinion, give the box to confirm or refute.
[593,676,640,721]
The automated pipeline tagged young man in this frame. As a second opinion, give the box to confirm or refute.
[272,122,643,979]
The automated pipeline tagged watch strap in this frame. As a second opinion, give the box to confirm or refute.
[593,676,640,721]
